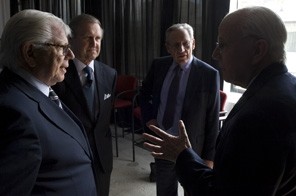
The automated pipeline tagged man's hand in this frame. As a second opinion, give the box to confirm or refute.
[146,119,158,127]
[143,120,191,162]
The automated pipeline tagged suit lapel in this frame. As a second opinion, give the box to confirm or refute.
[11,72,92,157]
[157,59,172,94]
[182,58,201,113]
[224,63,287,124]
[65,61,93,119]
[94,61,103,115]
[39,100,91,156]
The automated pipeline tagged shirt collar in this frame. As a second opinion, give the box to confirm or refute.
[73,58,94,73]
[14,68,50,96]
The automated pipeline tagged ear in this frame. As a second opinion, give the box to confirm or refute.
[191,39,196,50]
[252,39,269,64]
[21,42,36,68]
[165,42,172,55]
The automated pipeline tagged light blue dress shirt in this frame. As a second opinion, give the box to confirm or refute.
[157,56,193,135]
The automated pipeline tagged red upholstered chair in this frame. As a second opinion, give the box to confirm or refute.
[219,90,228,129]
[113,75,138,158]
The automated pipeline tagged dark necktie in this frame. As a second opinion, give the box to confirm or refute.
[83,66,94,87]
[49,87,62,109]
[162,66,182,130]
[82,66,95,114]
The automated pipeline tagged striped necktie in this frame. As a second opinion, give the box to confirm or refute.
[49,87,62,109]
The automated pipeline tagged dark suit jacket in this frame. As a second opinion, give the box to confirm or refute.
[53,60,116,174]
[0,68,97,196]
[176,63,296,196]
[140,56,220,160]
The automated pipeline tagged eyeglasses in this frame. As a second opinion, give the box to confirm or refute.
[215,42,226,52]
[215,35,261,54]
[167,40,192,51]
[34,42,71,56]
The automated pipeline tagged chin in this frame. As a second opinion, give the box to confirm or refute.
[57,75,65,83]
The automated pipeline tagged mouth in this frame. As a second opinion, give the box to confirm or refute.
[61,66,68,73]
[177,53,188,59]
[89,48,98,52]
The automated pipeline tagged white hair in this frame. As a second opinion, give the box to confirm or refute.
[0,9,71,70]
[165,23,194,42]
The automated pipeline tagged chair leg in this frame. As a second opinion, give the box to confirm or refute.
[117,109,125,138]
[114,109,119,157]
[131,109,135,162]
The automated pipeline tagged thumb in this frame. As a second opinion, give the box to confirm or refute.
[178,120,192,148]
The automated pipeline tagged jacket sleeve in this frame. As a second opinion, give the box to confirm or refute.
[176,148,215,196]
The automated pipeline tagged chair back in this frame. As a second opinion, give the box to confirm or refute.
[220,90,227,111]
[115,75,138,100]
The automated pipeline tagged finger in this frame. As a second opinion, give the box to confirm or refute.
[142,133,163,144]
[151,152,164,159]
[143,142,162,153]
[178,120,186,137]
[149,124,170,138]
[178,120,192,148]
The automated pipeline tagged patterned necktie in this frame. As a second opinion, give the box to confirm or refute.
[162,65,182,130]
[49,87,62,109]
[83,66,94,87]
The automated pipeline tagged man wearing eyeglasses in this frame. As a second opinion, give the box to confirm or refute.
[143,6,296,196]
[139,23,220,196]
[52,14,116,196]
[0,10,97,195]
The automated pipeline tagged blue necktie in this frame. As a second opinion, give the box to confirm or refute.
[83,66,95,113]
[162,66,182,130]
[83,66,94,87]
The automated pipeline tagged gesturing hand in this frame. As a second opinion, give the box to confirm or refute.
[142,120,191,162]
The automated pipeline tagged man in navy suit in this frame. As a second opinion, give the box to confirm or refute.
[143,6,296,196]
[0,10,97,195]
[53,14,116,196]
[140,23,220,195]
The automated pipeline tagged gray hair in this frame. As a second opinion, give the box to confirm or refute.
[228,6,287,63]
[69,14,103,38]
[0,9,71,70]
[165,23,194,42]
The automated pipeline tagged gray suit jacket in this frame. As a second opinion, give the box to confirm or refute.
[140,56,220,160]
[0,68,97,196]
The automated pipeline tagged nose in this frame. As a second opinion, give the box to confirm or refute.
[89,38,98,47]
[175,44,185,53]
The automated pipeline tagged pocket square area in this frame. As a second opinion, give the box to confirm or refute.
[104,93,111,100]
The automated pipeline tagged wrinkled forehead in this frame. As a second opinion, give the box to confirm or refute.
[166,29,191,42]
